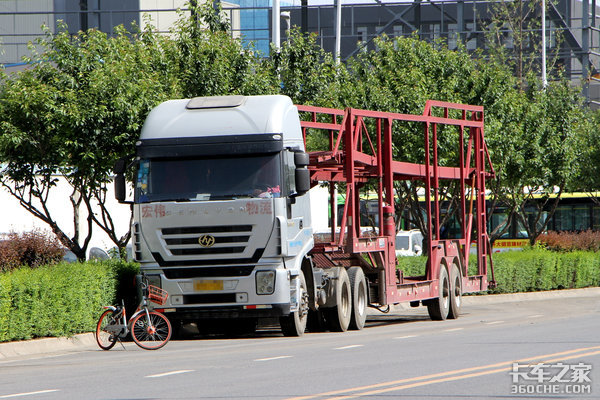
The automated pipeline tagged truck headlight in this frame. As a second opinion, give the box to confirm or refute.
[256,271,276,295]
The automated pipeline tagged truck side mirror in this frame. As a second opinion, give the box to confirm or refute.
[114,158,127,174]
[295,168,310,195]
[114,174,127,203]
[294,151,310,196]
[113,158,128,203]
[294,151,309,168]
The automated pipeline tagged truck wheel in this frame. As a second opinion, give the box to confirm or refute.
[280,271,309,337]
[448,263,462,319]
[426,265,450,321]
[324,267,351,332]
[347,267,367,330]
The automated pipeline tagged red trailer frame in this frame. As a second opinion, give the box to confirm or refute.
[297,101,496,307]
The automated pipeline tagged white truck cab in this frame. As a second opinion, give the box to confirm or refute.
[115,95,314,335]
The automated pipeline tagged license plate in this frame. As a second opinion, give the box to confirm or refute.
[194,279,223,291]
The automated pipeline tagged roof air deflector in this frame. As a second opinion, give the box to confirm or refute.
[186,95,246,109]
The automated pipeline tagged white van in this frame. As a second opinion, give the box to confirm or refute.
[395,230,423,257]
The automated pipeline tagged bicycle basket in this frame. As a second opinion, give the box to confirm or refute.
[148,285,169,305]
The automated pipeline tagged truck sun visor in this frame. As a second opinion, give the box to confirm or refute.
[186,95,246,109]
[137,134,283,158]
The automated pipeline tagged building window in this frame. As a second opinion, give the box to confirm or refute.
[393,25,403,38]
[429,23,441,41]
[448,23,458,50]
[546,20,557,48]
[357,26,368,51]
[466,22,476,50]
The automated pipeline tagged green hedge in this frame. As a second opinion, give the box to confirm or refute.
[489,249,600,294]
[397,249,600,294]
[2,249,598,343]
[0,260,138,342]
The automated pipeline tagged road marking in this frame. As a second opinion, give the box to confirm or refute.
[0,390,60,398]
[335,345,364,350]
[529,314,544,318]
[145,370,194,378]
[394,335,417,339]
[285,345,600,400]
[443,328,464,332]
[254,356,292,362]
[484,320,504,325]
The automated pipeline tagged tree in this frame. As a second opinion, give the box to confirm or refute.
[171,1,273,98]
[341,36,480,241]
[321,34,586,248]
[268,28,344,107]
[491,76,584,244]
[575,110,600,198]
[0,23,176,260]
[484,0,562,88]
[482,0,586,243]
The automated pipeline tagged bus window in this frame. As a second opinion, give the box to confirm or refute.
[553,206,573,231]
[594,207,600,230]
[573,205,591,231]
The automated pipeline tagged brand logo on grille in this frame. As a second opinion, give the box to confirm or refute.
[198,235,216,247]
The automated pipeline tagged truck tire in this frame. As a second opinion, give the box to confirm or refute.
[448,263,462,319]
[347,267,367,330]
[324,267,352,332]
[280,271,309,337]
[426,265,450,321]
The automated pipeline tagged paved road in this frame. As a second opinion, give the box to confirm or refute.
[1,289,599,399]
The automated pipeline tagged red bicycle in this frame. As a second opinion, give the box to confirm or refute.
[95,275,172,350]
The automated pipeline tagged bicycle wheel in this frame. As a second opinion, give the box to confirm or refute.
[131,311,172,350]
[96,309,119,350]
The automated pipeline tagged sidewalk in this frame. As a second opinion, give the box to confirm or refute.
[1,287,599,360]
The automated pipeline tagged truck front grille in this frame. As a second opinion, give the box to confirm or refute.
[163,266,255,279]
[161,225,252,257]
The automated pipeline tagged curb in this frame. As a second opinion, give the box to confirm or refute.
[462,286,600,305]
[0,332,96,360]
[372,286,600,313]
[1,287,599,360]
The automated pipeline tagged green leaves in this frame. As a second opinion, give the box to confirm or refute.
[0,260,138,342]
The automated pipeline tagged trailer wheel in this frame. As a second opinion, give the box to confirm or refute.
[426,265,450,321]
[347,267,367,330]
[280,271,309,337]
[448,263,462,319]
[324,267,352,332]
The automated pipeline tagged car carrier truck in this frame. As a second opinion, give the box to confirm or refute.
[114,94,496,336]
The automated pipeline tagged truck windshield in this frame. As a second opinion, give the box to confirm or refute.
[135,153,281,203]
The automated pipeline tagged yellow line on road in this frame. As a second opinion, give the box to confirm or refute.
[285,346,600,400]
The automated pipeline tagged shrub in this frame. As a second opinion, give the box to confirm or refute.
[537,230,600,252]
[397,249,600,295]
[489,249,600,294]
[397,256,428,277]
[0,259,139,342]
[0,230,65,272]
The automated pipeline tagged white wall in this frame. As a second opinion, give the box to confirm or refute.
[309,185,332,232]
[0,176,132,255]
